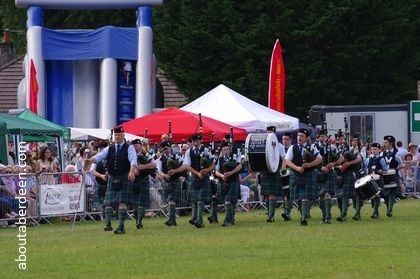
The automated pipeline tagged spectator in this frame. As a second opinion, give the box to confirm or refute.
[408,143,420,162]
[61,165,81,184]
[35,147,57,185]
[399,153,416,193]
[0,165,20,218]
[396,140,408,158]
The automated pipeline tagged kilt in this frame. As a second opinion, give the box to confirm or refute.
[103,175,132,206]
[132,175,150,207]
[318,169,336,196]
[166,178,182,203]
[222,177,240,203]
[260,170,282,196]
[189,174,212,203]
[93,182,106,209]
[290,169,318,201]
[335,171,356,198]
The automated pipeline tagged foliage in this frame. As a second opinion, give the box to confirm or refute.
[1,0,419,119]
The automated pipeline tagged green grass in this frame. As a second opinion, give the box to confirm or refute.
[1,199,420,279]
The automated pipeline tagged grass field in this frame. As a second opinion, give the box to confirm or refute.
[1,199,419,279]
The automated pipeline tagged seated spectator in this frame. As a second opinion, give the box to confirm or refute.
[61,165,81,184]
[0,165,20,218]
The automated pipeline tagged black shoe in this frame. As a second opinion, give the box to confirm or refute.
[336,216,346,222]
[300,219,308,226]
[370,214,379,219]
[325,218,331,224]
[104,226,113,231]
[221,221,231,227]
[136,223,143,229]
[188,219,196,225]
[207,216,219,224]
[266,217,274,223]
[386,212,393,217]
[352,214,361,221]
[164,220,177,226]
[114,229,126,234]
[281,213,291,221]
[194,222,204,228]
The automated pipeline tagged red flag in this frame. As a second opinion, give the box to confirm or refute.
[29,59,39,114]
[268,39,286,113]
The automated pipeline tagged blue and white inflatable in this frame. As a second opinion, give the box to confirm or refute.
[16,0,163,128]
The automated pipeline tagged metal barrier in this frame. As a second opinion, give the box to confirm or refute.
[2,166,418,228]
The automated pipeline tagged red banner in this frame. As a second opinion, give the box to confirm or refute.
[268,39,286,113]
[29,59,39,114]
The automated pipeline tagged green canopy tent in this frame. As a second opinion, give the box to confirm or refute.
[16,109,71,142]
[0,112,64,165]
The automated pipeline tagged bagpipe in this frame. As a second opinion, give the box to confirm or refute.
[137,152,157,177]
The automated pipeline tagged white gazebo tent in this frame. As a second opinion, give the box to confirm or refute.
[181,84,299,132]
[70,127,146,142]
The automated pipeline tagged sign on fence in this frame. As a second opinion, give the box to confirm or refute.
[39,183,85,215]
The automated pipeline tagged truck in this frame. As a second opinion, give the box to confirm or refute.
[308,103,417,146]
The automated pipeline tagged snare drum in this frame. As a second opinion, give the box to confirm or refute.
[281,169,290,189]
[354,175,380,200]
[383,169,397,188]
[245,133,280,173]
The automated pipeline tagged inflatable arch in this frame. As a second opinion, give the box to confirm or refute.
[15,0,163,128]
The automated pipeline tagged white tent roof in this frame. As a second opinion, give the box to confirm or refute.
[70,128,146,142]
[181,84,299,132]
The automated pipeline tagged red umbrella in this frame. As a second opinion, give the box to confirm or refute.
[121,108,247,144]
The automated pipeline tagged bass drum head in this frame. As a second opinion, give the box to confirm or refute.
[265,132,280,173]
[355,175,372,189]
[245,133,279,173]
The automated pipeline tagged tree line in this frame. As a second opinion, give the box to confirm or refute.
[1,0,419,120]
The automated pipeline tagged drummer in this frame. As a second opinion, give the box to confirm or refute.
[214,141,243,226]
[381,135,403,217]
[260,126,286,223]
[336,134,363,222]
[280,132,293,221]
[363,143,388,219]
[284,128,322,226]
[316,128,342,224]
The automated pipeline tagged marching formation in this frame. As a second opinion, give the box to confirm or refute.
[87,125,405,234]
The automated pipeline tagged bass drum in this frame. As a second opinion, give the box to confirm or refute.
[245,133,280,173]
[354,175,380,200]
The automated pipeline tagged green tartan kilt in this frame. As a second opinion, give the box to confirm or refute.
[166,178,182,203]
[222,177,240,203]
[260,170,282,196]
[290,169,318,201]
[335,171,356,198]
[382,173,400,197]
[132,175,150,208]
[189,174,212,204]
[318,169,336,196]
[104,175,132,206]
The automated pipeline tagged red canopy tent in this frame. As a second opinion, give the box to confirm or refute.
[121,108,247,144]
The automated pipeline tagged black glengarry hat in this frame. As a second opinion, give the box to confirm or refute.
[298,128,310,137]
[114,126,125,133]
[191,134,202,141]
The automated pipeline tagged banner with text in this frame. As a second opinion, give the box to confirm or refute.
[39,183,85,216]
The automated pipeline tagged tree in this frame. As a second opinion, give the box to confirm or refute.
[1,0,418,120]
